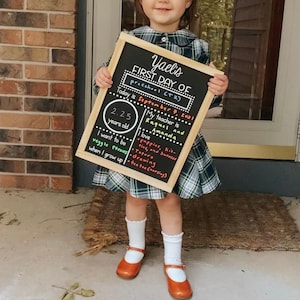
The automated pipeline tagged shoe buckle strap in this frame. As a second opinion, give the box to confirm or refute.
[126,245,145,254]
[164,264,186,270]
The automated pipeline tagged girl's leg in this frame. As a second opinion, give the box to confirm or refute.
[126,191,148,221]
[156,193,192,299]
[155,193,182,235]
[116,192,148,279]
[124,192,148,263]
[156,193,186,280]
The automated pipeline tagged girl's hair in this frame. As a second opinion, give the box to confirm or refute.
[134,0,196,30]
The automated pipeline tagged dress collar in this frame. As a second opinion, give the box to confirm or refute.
[133,26,197,47]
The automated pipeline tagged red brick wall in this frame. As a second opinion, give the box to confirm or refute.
[0,0,77,191]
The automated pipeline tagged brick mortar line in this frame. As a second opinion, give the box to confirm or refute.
[0,9,76,14]
[0,26,75,34]
[0,172,71,177]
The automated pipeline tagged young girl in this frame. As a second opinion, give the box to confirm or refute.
[93,0,228,298]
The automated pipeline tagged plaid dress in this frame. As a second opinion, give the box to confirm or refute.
[92,26,220,199]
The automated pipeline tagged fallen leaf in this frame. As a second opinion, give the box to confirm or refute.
[62,293,75,300]
[0,212,7,221]
[6,218,20,226]
[59,291,68,300]
[54,283,95,299]
[69,282,80,290]
[74,288,95,297]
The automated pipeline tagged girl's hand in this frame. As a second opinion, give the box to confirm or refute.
[208,63,229,96]
[95,66,113,88]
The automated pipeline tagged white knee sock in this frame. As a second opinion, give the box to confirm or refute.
[124,217,146,263]
[162,231,187,282]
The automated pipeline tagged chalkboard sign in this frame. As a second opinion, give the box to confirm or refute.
[76,32,223,192]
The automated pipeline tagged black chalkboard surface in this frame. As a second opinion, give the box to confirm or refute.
[76,32,223,192]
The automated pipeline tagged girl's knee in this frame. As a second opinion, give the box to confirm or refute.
[156,193,181,209]
[126,192,149,207]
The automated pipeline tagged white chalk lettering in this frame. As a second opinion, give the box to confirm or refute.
[151,54,183,77]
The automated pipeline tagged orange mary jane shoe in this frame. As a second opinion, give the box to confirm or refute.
[116,246,145,279]
[164,264,193,299]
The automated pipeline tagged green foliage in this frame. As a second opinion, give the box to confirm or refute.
[196,0,234,70]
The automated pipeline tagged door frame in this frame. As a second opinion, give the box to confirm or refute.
[83,0,300,161]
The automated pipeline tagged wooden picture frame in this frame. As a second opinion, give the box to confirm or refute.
[76,32,223,192]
